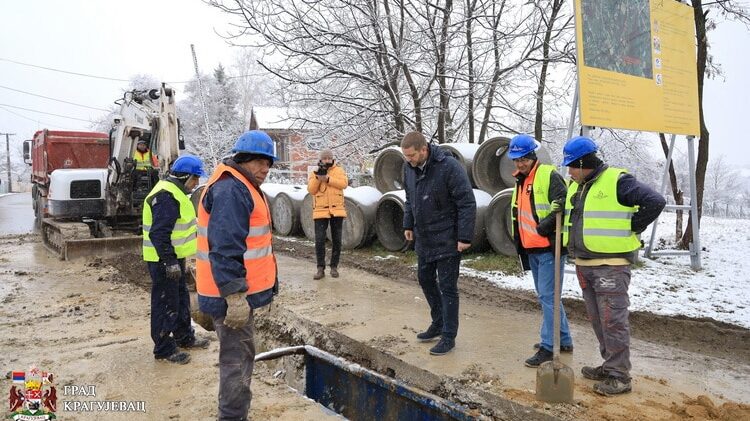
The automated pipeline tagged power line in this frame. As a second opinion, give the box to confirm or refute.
[0,85,110,112]
[0,105,77,131]
[0,56,266,85]
[0,104,95,122]
[0,57,131,82]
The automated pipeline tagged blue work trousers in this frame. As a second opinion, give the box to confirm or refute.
[148,259,195,358]
[529,252,573,351]
[417,254,461,340]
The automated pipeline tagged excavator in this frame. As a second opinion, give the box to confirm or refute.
[41,84,184,260]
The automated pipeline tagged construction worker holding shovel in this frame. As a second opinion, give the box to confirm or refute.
[562,136,665,396]
[506,134,574,368]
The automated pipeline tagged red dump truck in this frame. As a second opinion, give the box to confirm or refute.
[23,129,110,224]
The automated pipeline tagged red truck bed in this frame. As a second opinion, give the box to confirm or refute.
[31,130,110,186]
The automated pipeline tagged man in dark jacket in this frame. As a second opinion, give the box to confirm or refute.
[142,155,210,365]
[506,134,574,368]
[562,136,665,396]
[401,131,476,356]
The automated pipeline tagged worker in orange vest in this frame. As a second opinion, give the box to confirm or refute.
[195,130,278,420]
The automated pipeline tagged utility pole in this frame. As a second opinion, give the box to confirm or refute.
[0,132,15,193]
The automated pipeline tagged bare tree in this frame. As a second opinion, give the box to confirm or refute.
[679,0,750,248]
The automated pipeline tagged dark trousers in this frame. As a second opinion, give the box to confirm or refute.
[314,217,344,269]
[212,311,255,421]
[148,259,194,358]
[576,264,632,380]
[417,254,461,340]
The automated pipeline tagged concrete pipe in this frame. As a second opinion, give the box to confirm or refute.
[439,143,480,188]
[469,189,492,253]
[373,146,405,193]
[485,188,517,256]
[374,189,492,253]
[272,188,307,236]
[261,183,294,209]
[472,136,553,194]
[375,190,409,252]
[329,186,382,249]
[300,194,315,241]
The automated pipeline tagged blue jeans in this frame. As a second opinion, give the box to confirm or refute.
[528,252,572,351]
[417,254,460,340]
[148,259,195,358]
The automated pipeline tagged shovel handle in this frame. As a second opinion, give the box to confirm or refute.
[553,211,562,362]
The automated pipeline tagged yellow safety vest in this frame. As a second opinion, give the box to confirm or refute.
[134,150,154,170]
[142,180,197,261]
[563,168,640,253]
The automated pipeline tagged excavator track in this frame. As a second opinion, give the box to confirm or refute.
[41,219,142,261]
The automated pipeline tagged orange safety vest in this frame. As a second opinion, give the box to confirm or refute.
[195,164,276,298]
[516,164,551,249]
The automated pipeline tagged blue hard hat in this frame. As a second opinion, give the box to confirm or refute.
[231,130,277,161]
[506,134,540,159]
[562,136,598,166]
[171,154,205,177]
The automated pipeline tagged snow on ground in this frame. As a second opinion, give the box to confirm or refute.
[462,211,750,329]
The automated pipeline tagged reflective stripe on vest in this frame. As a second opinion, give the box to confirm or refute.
[134,151,153,170]
[511,163,554,249]
[562,168,640,253]
[195,164,276,298]
[142,180,198,261]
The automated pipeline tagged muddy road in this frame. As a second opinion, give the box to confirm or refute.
[1,232,749,420]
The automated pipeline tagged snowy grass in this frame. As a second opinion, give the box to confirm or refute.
[460,212,750,329]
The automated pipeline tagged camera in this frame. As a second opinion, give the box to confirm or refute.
[315,161,333,176]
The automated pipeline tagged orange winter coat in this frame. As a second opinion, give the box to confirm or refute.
[307,164,348,219]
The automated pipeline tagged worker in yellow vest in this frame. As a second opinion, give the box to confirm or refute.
[506,134,573,369]
[133,139,159,170]
[562,136,665,396]
[142,154,209,365]
[196,130,278,420]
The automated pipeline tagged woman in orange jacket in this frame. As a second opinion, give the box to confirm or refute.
[307,149,348,279]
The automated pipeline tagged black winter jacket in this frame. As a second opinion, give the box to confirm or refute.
[403,144,476,263]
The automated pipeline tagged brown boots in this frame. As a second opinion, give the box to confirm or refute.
[313,267,339,279]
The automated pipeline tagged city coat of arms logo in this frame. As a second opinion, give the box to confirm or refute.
[7,367,56,420]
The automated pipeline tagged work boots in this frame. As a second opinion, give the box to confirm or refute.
[330,267,339,278]
[534,342,573,353]
[416,325,442,342]
[155,351,190,365]
[581,365,607,381]
[593,376,632,396]
[524,347,553,368]
[429,338,455,356]
[313,267,325,280]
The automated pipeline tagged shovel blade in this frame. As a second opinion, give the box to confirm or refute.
[536,361,575,403]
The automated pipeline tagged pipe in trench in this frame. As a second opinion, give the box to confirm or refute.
[374,189,491,253]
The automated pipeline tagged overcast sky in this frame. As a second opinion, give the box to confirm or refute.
[1,0,749,167]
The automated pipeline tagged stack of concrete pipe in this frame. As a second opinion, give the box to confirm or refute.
[372,146,405,193]
[374,189,491,253]
[300,186,382,250]
[270,186,307,236]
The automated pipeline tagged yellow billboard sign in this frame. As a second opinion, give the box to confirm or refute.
[574,0,700,136]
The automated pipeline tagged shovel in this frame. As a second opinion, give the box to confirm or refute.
[536,211,574,403]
